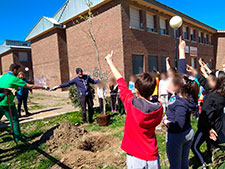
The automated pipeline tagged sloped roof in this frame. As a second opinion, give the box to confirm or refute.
[25,0,105,41]
[0,40,31,55]
[53,0,104,23]
[25,16,64,41]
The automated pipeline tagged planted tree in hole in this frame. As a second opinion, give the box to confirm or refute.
[72,0,108,115]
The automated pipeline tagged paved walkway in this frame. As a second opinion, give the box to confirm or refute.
[0,90,78,129]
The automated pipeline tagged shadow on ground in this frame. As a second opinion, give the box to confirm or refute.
[0,126,71,169]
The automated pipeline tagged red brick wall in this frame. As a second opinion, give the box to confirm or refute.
[30,28,71,88]
[1,52,13,74]
[216,33,225,69]
[65,0,124,82]
[13,50,33,81]
[31,30,62,87]
[0,50,33,80]
[121,0,216,80]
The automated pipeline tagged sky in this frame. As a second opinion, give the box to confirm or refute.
[0,0,224,44]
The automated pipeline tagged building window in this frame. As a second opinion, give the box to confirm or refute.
[25,71,30,80]
[148,56,158,72]
[146,13,156,32]
[204,34,209,44]
[190,28,196,41]
[209,35,212,45]
[161,56,167,73]
[199,31,203,43]
[174,29,179,38]
[183,26,188,40]
[132,54,143,74]
[18,52,28,62]
[130,7,143,29]
[160,18,167,35]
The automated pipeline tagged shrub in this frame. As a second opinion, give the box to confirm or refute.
[69,84,95,108]
[198,144,225,169]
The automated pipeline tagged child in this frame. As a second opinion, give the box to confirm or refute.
[97,81,106,114]
[109,78,118,112]
[105,51,163,169]
[17,72,32,117]
[163,37,198,169]
[187,65,225,167]
[158,72,169,112]
[163,75,197,169]
[128,74,136,95]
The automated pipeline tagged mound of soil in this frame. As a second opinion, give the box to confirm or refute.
[46,122,87,152]
[47,122,125,169]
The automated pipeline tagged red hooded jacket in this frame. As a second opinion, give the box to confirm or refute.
[117,78,163,161]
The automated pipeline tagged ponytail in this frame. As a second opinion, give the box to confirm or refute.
[173,75,199,103]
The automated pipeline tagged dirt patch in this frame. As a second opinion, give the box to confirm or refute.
[47,122,125,169]
[46,122,87,152]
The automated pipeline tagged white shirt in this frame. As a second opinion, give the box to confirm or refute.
[97,87,106,98]
[159,79,169,96]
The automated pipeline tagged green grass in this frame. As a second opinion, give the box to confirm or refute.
[28,105,45,111]
[0,110,210,169]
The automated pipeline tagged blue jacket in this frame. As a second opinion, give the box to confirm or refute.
[166,94,196,133]
[17,79,31,97]
[60,75,99,97]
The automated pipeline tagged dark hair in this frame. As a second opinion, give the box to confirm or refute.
[172,74,199,103]
[135,72,156,99]
[210,71,225,96]
[168,67,177,75]
[76,68,83,74]
[9,64,20,71]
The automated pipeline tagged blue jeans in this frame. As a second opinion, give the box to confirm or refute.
[126,154,160,169]
[166,128,194,169]
[17,95,28,115]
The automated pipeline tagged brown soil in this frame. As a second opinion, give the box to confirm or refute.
[46,122,87,152]
[47,122,125,169]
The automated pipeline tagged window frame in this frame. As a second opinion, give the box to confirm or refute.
[148,55,158,72]
[132,54,144,75]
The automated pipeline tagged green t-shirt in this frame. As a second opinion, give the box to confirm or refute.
[0,73,26,106]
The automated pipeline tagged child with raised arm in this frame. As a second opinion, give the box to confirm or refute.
[163,37,198,169]
[105,51,163,169]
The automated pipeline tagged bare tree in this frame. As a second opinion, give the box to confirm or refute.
[74,0,107,114]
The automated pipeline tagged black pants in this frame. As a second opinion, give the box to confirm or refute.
[17,95,29,116]
[98,98,104,113]
[117,97,125,114]
[110,95,117,111]
[191,129,217,166]
[79,95,94,123]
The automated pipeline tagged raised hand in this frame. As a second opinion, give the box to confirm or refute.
[186,64,198,76]
[166,57,170,62]
[178,36,186,50]
[105,50,122,80]
[105,50,114,64]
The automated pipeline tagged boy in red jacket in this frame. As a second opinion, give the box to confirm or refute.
[105,51,163,169]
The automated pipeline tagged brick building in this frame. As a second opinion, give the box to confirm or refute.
[25,0,223,87]
[216,30,225,70]
[0,40,33,82]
